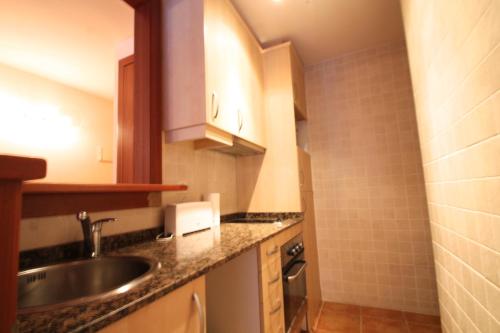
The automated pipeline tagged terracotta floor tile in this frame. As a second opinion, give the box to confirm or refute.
[361,306,404,321]
[316,303,442,333]
[317,311,361,332]
[323,302,361,316]
[407,323,442,333]
[361,316,409,333]
[403,312,441,326]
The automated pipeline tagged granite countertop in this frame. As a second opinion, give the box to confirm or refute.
[18,218,302,333]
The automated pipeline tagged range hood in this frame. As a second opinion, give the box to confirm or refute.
[194,135,266,156]
[166,124,266,156]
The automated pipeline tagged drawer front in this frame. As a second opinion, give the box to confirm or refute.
[260,239,280,263]
[264,257,282,303]
[263,256,281,281]
[268,298,285,333]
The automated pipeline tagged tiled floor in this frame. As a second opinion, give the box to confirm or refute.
[315,302,442,333]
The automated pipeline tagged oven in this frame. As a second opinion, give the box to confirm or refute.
[281,234,307,332]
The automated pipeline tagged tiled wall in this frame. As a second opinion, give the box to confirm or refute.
[162,141,238,215]
[401,1,500,332]
[20,141,238,250]
[305,43,439,314]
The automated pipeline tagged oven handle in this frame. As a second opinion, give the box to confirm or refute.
[284,260,307,282]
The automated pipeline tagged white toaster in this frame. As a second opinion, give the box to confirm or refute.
[164,201,213,236]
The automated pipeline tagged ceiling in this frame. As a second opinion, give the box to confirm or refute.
[0,0,404,98]
[0,0,134,99]
[231,0,405,66]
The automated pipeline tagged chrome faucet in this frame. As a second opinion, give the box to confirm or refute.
[76,211,117,258]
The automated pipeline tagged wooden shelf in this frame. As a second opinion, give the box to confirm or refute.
[0,155,46,180]
[21,182,188,218]
[22,183,188,194]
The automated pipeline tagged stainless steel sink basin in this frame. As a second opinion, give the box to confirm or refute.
[18,256,160,313]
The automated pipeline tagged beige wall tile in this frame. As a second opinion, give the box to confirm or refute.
[305,43,438,315]
[402,0,500,331]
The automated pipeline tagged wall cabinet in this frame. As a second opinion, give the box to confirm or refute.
[236,43,302,212]
[297,148,322,330]
[99,276,206,333]
[163,0,265,153]
[290,45,307,120]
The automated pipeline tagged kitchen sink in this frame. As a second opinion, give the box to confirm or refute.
[18,256,160,314]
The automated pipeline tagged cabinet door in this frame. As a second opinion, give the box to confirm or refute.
[301,191,322,330]
[204,0,238,135]
[99,276,206,333]
[204,0,264,145]
[239,49,265,146]
[290,46,307,120]
[234,19,265,147]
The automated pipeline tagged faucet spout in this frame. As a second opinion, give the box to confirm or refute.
[77,211,93,258]
[76,212,117,258]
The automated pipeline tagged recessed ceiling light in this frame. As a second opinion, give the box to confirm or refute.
[271,0,283,4]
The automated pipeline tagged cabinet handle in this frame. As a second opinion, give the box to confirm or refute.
[302,196,307,213]
[269,301,282,315]
[299,169,304,187]
[268,273,280,285]
[193,292,205,333]
[211,92,219,120]
[237,109,243,132]
[266,245,278,256]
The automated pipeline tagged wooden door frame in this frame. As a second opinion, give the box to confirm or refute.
[0,156,46,333]
[122,0,162,184]
[117,55,135,183]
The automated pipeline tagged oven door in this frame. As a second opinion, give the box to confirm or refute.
[283,258,307,332]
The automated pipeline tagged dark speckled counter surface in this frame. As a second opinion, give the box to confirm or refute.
[18,218,302,333]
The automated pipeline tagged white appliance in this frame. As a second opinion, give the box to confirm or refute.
[203,192,220,226]
[164,201,213,236]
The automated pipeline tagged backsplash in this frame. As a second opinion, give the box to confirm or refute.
[161,141,238,215]
[19,212,303,270]
[20,207,163,251]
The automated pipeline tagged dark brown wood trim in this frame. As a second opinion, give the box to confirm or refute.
[22,182,187,194]
[122,0,149,7]
[21,182,187,218]
[22,192,157,218]
[0,155,46,180]
[117,55,136,183]
[0,155,46,333]
[132,0,162,184]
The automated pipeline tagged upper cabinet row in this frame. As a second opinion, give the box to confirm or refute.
[163,0,266,153]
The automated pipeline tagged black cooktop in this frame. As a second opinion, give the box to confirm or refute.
[225,217,280,223]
